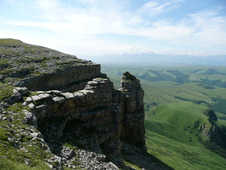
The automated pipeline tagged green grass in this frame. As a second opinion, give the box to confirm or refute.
[0,59,9,67]
[0,39,24,46]
[0,82,14,102]
[145,130,226,170]
[0,157,49,170]
[146,102,210,143]
[0,82,51,169]
[0,109,51,169]
[145,102,226,169]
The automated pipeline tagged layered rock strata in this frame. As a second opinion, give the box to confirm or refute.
[23,74,145,160]
[17,64,103,92]
[0,38,102,92]
[118,72,145,147]
[0,39,147,169]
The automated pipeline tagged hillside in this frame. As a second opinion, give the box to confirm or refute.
[145,102,226,170]
[0,39,172,170]
[102,65,226,169]
[0,39,100,91]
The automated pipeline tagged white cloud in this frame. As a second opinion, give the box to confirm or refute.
[138,1,171,16]
[121,21,192,40]
[1,0,226,56]
[188,9,226,44]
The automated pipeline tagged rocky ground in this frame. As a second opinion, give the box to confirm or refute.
[0,85,171,169]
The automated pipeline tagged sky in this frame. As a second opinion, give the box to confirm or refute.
[0,0,226,58]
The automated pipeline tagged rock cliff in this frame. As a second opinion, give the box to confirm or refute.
[0,39,170,169]
[201,110,226,149]
[24,75,145,154]
[118,72,145,147]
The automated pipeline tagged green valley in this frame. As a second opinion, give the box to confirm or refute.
[102,65,226,170]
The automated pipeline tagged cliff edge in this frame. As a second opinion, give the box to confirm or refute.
[0,39,171,169]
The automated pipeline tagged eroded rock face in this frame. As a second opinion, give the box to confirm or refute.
[0,38,102,92]
[8,72,146,169]
[23,73,145,162]
[200,124,226,148]
[199,110,226,148]
[17,64,103,92]
[119,72,145,147]
[0,40,170,169]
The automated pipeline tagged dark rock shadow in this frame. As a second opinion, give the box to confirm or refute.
[121,142,173,170]
[37,117,173,170]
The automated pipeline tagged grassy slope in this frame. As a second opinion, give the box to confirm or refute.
[0,82,50,169]
[0,39,85,85]
[0,158,48,170]
[145,130,226,170]
[145,102,226,170]
[102,65,226,169]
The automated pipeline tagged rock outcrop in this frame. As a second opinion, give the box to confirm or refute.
[18,64,103,92]
[1,39,161,169]
[24,74,145,158]
[201,110,226,148]
[0,38,101,92]
[118,72,145,147]
[13,73,146,169]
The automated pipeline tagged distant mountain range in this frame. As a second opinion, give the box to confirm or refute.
[86,53,226,66]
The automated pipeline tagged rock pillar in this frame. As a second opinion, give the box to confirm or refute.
[119,72,145,147]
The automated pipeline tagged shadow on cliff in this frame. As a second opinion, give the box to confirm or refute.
[40,126,173,170]
[37,109,173,170]
[120,142,173,170]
